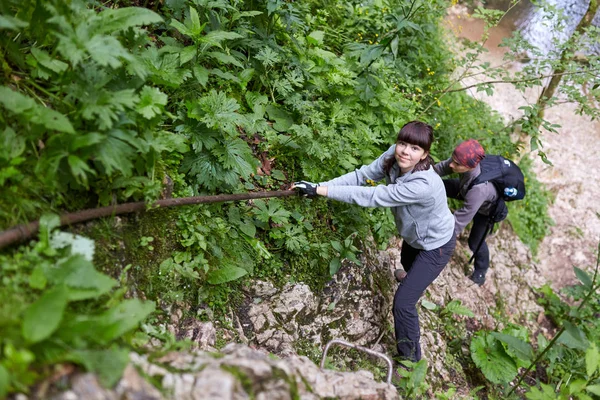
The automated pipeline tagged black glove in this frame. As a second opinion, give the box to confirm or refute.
[294,181,319,198]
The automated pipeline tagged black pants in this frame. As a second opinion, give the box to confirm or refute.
[393,234,456,361]
[443,179,490,273]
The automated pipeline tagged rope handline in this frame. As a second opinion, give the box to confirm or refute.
[0,190,296,250]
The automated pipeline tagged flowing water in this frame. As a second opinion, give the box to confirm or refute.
[445,2,600,289]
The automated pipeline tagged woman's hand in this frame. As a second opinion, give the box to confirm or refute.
[292,181,322,198]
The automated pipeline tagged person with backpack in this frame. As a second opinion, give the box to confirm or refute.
[434,139,525,286]
[293,121,456,365]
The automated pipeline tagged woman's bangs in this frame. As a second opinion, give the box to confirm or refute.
[397,124,430,150]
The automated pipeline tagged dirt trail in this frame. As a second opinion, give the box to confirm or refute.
[445,8,600,289]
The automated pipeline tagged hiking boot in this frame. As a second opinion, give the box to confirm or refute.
[394,269,407,283]
[469,270,486,286]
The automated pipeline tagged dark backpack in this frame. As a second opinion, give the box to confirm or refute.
[466,155,526,265]
[467,155,526,222]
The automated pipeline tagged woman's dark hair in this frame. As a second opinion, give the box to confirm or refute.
[384,121,435,174]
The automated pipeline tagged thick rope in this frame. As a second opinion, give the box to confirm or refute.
[0,190,296,250]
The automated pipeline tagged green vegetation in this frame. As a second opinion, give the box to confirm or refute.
[0,0,597,398]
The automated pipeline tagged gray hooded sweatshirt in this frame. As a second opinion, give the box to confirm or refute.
[320,145,455,251]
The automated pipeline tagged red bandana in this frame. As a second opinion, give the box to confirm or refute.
[452,139,485,168]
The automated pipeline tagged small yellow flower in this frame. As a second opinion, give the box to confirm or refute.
[415,87,422,93]
[435,123,441,129]
[437,99,441,106]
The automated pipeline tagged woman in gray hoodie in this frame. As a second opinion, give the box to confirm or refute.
[294,121,456,364]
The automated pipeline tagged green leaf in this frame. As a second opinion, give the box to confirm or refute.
[68,155,96,186]
[193,65,209,86]
[31,48,68,74]
[210,68,240,83]
[265,105,294,132]
[87,35,132,69]
[179,46,197,64]
[0,86,75,133]
[0,364,8,398]
[46,255,117,300]
[271,169,286,181]
[491,332,533,362]
[206,51,243,67]
[585,343,599,377]
[574,267,593,289]
[71,348,130,387]
[29,265,47,290]
[95,135,136,176]
[207,264,248,284]
[307,30,325,45]
[407,359,428,391]
[95,7,163,34]
[470,332,518,384]
[39,213,61,249]
[170,19,192,37]
[444,299,475,317]
[200,30,243,48]
[420,299,438,310]
[22,285,69,343]
[525,383,557,400]
[87,299,155,343]
[587,385,600,396]
[69,132,104,150]
[558,321,589,350]
[136,86,168,119]
[0,126,26,161]
[329,258,341,275]
[0,15,28,30]
[239,221,256,237]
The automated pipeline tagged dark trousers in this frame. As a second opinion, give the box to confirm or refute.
[443,179,490,273]
[393,234,456,361]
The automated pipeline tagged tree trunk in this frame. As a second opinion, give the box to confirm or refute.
[536,0,598,121]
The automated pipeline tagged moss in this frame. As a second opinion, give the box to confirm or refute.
[79,208,187,303]
[220,365,256,398]
[272,365,301,400]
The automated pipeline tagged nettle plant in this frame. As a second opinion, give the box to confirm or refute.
[0,216,155,396]
[0,0,187,228]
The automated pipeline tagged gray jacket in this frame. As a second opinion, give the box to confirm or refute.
[434,158,499,236]
[320,145,455,251]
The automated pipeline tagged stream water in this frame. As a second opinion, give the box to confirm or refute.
[445,2,600,289]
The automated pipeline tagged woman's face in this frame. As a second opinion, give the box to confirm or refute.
[394,141,427,173]
[449,157,473,173]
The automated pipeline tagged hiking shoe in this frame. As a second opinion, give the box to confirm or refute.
[394,269,407,283]
[469,271,486,286]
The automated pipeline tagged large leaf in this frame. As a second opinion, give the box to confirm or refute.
[22,285,69,343]
[45,254,117,300]
[207,263,248,284]
[70,347,130,387]
[574,266,593,289]
[136,86,168,119]
[586,343,599,377]
[0,364,9,398]
[470,332,518,384]
[558,321,589,350]
[86,35,133,69]
[0,86,75,134]
[265,105,294,132]
[61,299,155,344]
[0,15,28,30]
[95,7,163,34]
[491,332,533,362]
[31,48,68,74]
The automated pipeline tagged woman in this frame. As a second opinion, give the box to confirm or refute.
[293,121,456,363]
